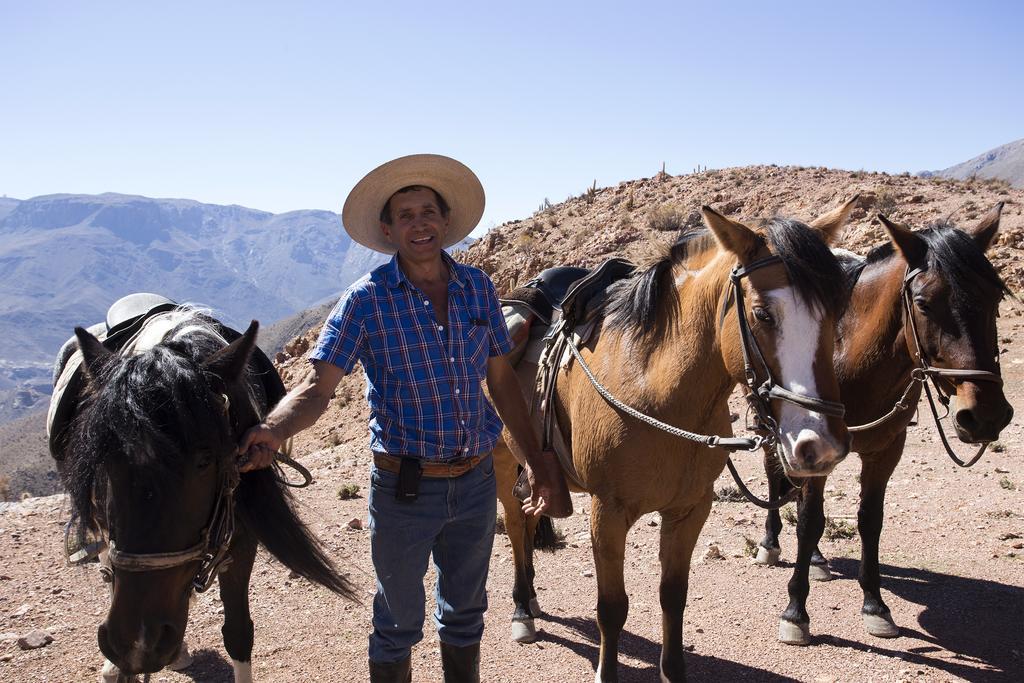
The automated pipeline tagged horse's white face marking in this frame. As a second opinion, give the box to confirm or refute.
[768,287,845,474]
[232,659,253,683]
[124,624,147,675]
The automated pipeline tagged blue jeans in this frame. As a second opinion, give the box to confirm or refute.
[367,454,496,664]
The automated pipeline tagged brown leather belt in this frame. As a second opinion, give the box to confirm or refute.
[373,453,489,479]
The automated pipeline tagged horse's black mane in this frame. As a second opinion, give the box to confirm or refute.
[857,221,1009,305]
[602,219,846,337]
[64,320,246,527]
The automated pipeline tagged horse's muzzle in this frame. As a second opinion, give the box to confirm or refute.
[98,617,182,675]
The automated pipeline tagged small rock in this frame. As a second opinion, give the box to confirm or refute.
[647,519,658,527]
[1013,542,1023,550]
[0,654,12,662]
[999,532,1022,541]
[702,544,724,561]
[10,604,31,619]
[582,569,594,577]
[288,570,300,579]
[695,627,704,633]
[347,518,363,530]
[17,629,53,650]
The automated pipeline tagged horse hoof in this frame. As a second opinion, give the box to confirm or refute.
[99,660,138,683]
[168,641,193,670]
[809,563,833,582]
[511,618,537,643]
[778,619,811,646]
[529,597,542,618]
[754,545,781,565]
[864,611,899,638]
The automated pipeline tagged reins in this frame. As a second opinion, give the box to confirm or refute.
[847,266,1002,468]
[559,255,843,509]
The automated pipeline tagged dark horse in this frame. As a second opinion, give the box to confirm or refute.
[60,310,355,681]
[756,203,1014,645]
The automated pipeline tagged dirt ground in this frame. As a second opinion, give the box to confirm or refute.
[1,316,1022,682]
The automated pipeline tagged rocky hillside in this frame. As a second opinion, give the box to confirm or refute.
[459,165,1023,295]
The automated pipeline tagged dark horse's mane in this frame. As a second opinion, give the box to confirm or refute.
[601,219,847,340]
[63,314,355,598]
[852,220,1010,307]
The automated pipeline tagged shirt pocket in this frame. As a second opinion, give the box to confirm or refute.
[466,320,489,376]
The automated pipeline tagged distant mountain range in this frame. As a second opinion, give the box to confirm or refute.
[921,138,1024,187]
[0,192,387,422]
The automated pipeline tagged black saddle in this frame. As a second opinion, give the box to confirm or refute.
[503,259,636,327]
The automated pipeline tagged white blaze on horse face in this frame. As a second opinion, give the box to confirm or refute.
[769,288,843,474]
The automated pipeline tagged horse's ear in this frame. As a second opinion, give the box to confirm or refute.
[879,214,927,266]
[74,327,112,380]
[966,201,1003,252]
[809,195,859,244]
[701,206,760,261]
[204,320,259,384]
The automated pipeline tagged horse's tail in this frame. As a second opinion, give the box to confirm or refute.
[236,469,357,601]
[533,515,560,553]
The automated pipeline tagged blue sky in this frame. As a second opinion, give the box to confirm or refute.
[2,1,1021,235]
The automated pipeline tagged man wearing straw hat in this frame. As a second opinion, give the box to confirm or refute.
[239,154,570,682]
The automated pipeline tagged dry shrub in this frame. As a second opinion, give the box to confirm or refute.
[875,189,898,217]
[647,203,687,231]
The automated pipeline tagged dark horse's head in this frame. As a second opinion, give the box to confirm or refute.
[877,203,1013,443]
[66,314,262,674]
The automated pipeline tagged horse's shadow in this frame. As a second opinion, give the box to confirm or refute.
[178,648,234,682]
[540,613,797,682]
[826,557,1023,681]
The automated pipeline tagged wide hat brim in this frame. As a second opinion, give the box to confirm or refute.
[342,154,485,254]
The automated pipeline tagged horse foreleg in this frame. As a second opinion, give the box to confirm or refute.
[219,531,258,682]
[858,439,903,638]
[591,498,631,683]
[495,446,541,642]
[756,447,791,565]
[658,495,712,683]
[779,476,827,645]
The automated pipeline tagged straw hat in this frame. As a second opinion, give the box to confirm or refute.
[342,154,485,254]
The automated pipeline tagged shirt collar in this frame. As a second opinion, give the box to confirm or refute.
[384,252,468,290]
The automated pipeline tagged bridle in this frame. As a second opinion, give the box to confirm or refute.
[900,265,1002,467]
[104,392,240,593]
[848,266,1004,467]
[561,254,845,509]
[725,256,847,440]
[102,392,314,592]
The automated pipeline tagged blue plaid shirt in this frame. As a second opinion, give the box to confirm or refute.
[309,252,514,460]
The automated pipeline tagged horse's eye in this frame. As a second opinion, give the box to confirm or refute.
[914,298,930,314]
[753,306,774,325]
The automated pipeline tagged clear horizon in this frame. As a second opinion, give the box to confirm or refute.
[3,1,1022,236]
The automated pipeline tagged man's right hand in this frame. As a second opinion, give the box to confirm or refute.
[238,423,284,472]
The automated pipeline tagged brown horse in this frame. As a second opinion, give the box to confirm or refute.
[755,203,1014,645]
[495,201,857,682]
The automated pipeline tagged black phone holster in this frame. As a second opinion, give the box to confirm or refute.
[396,457,423,502]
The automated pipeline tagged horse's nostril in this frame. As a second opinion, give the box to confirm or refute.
[794,439,818,467]
[955,409,978,433]
[154,621,180,656]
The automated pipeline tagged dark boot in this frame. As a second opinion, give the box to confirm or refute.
[369,656,411,683]
[440,641,480,683]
